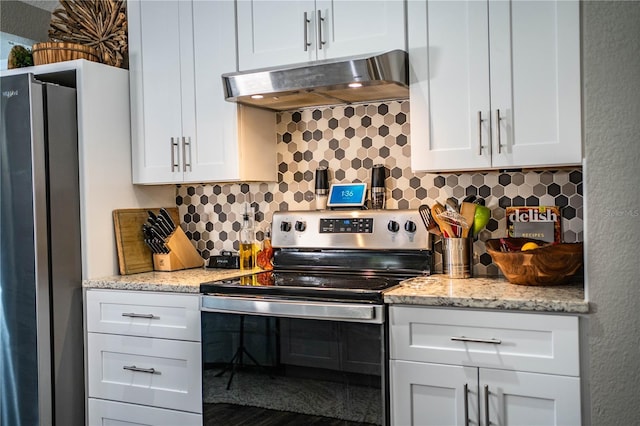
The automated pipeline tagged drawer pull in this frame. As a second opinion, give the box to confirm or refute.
[123,365,159,375]
[451,336,502,344]
[121,313,158,319]
[484,384,491,425]
[463,383,470,426]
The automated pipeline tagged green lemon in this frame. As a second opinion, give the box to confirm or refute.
[472,205,491,237]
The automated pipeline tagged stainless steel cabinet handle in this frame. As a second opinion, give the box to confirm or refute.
[123,365,158,374]
[121,312,158,319]
[171,137,179,171]
[464,383,470,426]
[484,384,490,426]
[478,111,485,155]
[182,136,192,172]
[495,109,503,154]
[451,336,502,344]
[303,12,311,51]
[317,10,325,49]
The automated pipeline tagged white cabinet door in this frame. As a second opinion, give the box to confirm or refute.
[480,368,581,426]
[237,0,316,70]
[315,0,406,61]
[128,0,187,183]
[238,0,406,71]
[88,398,202,426]
[391,360,478,426]
[85,290,201,341]
[130,0,277,184]
[87,333,202,414]
[189,0,241,182]
[410,0,581,172]
[409,0,492,172]
[489,0,581,168]
[390,306,580,376]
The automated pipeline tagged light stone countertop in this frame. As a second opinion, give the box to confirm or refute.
[384,274,588,313]
[84,269,588,313]
[82,267,259,293]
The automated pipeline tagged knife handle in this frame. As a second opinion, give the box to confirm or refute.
[159,208,177,230]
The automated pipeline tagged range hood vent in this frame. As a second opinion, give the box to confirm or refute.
[222,50,408,111]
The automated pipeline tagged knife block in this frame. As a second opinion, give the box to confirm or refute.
[153,227,204,271]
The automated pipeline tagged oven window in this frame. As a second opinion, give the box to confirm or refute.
[202,312,386,425]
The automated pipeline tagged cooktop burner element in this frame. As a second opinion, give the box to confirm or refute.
[201,270,405,303]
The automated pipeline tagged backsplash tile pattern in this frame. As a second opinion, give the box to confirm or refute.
[177,101,583,276]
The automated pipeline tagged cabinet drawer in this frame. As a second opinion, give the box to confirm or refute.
[87,333,202,413]
[390,306,579,376]
[88,398,202,426]
[86,289,200,341]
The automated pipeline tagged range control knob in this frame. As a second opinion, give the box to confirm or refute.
[294,221,306,232]
[404,220,417,233]
[387,220,400,233]
[280,221,292,232]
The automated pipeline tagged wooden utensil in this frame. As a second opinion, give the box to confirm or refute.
[460,202,477,238]
[418,204,441,235]
[431,203,455,238]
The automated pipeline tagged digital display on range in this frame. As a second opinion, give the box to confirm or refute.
[320,218,373,233]
[326,183,367,207]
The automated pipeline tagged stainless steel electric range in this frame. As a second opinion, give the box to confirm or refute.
[200,209,431,426]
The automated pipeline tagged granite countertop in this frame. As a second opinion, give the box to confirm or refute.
[83,267,258,293]
[84,269,588,313]
[385,274,588,313]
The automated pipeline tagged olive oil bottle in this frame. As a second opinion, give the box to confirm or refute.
[239,211,257,270]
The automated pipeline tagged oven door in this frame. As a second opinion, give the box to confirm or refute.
[201,296,389,425]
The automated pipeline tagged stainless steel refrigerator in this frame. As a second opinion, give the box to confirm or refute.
[1,73,84,425]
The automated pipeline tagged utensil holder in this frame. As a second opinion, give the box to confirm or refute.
[443,237,472,278]
[153,227,204,271]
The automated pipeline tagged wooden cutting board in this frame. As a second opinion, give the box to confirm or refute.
[113,208,180,275]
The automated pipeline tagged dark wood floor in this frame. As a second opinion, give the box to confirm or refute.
[204,403,378,426]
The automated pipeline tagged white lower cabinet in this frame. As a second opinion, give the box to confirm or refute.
[85,289,202,425]
[389,306,581,425]
[88,399,201,426]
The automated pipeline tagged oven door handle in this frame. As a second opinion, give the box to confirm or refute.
[201,296,383,323]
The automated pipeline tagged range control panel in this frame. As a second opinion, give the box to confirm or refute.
[319,218,373,233]
[271,209,429,250]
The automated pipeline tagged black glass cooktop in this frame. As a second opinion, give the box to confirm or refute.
[200,270,404,303]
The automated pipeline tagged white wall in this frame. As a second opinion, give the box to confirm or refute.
[583,1,640,424]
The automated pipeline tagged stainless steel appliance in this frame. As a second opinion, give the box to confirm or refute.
[1,74,84,425]
[200,209,431,425]
[222,50,408,111]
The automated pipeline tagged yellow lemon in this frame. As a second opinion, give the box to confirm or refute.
[521,242,540,251]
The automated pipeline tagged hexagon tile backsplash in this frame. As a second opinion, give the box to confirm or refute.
[177,100,583,276]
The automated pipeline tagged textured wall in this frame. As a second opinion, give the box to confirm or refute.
[583,1,640,424]
[0,1,51,42]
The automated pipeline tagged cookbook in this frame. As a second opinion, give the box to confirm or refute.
[506,206,562,243]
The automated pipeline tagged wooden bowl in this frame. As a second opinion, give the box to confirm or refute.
[485,238,583,285]
[32,42,100,66]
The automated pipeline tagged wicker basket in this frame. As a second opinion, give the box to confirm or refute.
[32,42,101,66]
[485,238,584,286]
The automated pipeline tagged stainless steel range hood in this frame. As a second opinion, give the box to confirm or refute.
[222,50,408,111]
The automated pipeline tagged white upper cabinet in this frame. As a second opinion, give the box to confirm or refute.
[237,0,406,71]
[128,0,276,185]
[409,0,582,172]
